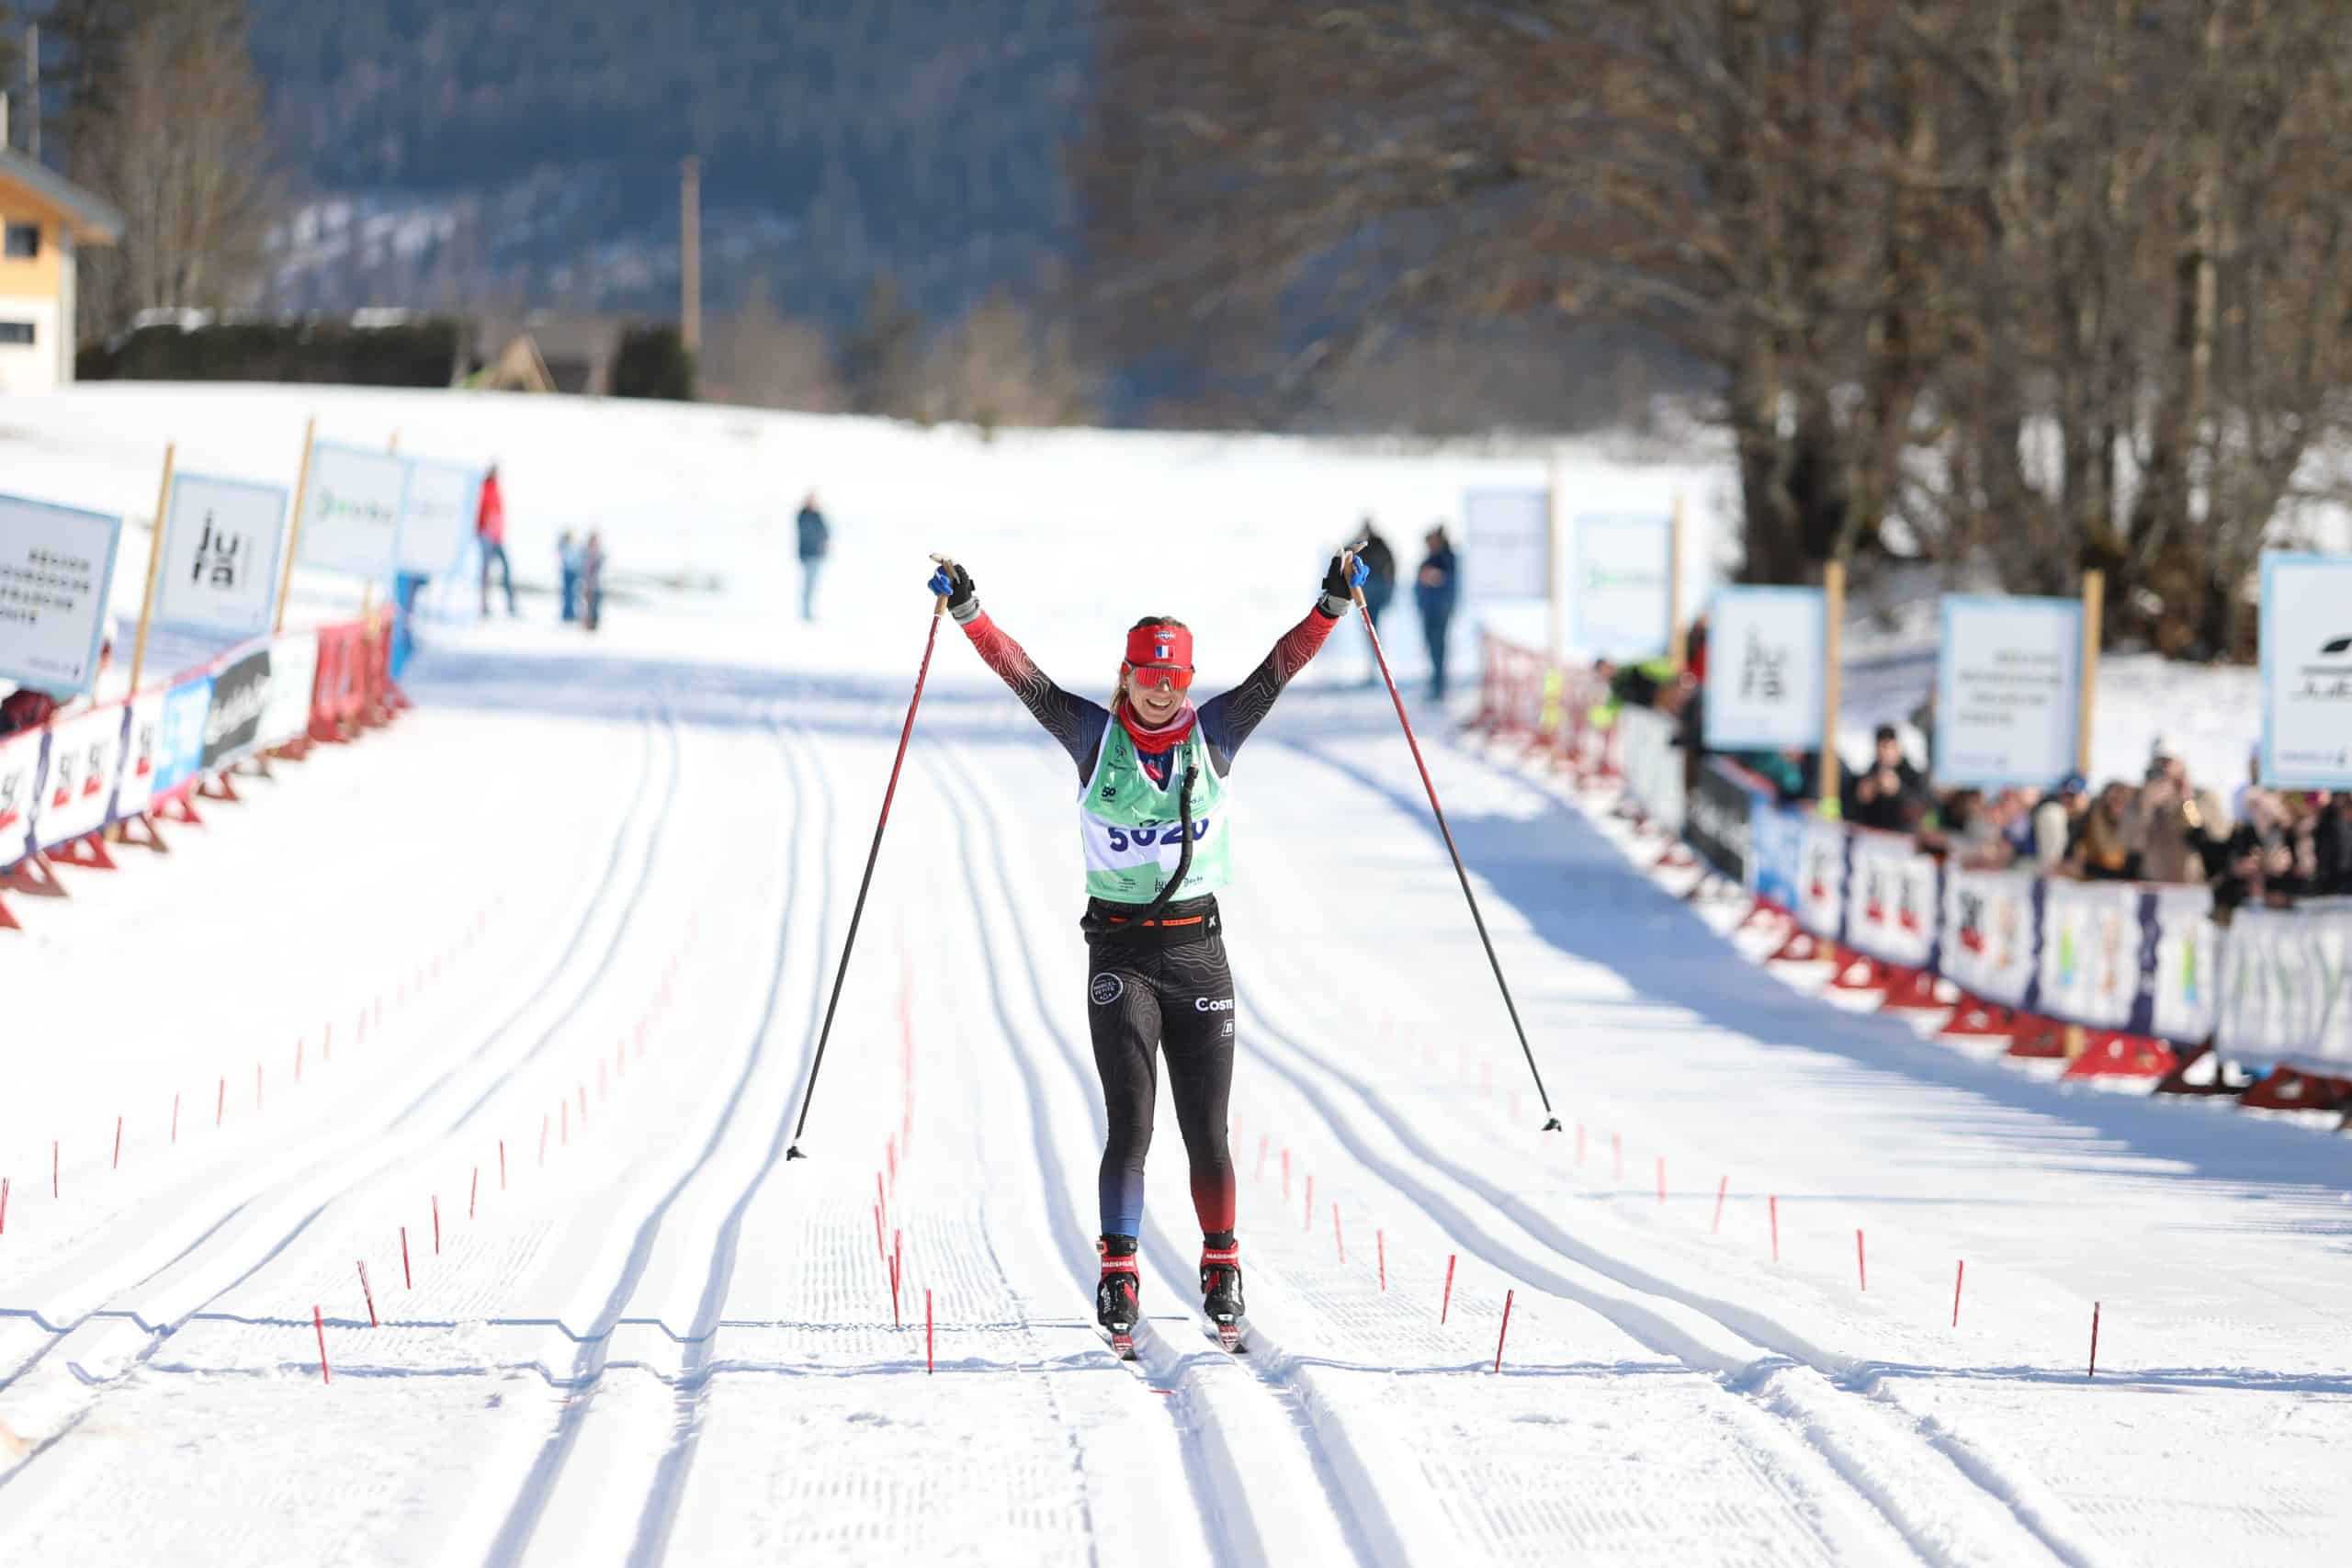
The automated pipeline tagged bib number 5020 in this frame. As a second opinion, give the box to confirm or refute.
[1106,819,1209,852]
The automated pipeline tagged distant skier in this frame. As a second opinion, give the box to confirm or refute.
[925,550,1364,1353]
[1414,524,1458,698]
[478,464,516,617]
[797,493,831,622]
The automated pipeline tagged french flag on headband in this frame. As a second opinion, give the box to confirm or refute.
[1124,622,1193,670]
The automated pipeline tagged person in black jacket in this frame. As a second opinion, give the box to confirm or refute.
[1352,523,1397,685]
[1413,525,1459,699]
[1843,724,1932,831]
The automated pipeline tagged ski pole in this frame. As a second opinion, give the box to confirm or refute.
[1343,546,1562,1132]
[786,560,954,1160]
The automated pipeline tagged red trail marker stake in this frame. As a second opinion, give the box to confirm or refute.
[887,1136,897,1193]
[1493,1289,1515,1373]
[1377,1229,1386,1292]
[1712,1175,1727,1235]
[1657,1156,1666,1204]
[499,1139,507,1190]
[314,1305,331,1383]
[1577,1123,1586,1164]
[401,1226,413,1289]
[926,1288,934,1375]
[357,1262,378,1326]
[296,1038,303,1084]
[539,1115,548,1166]
[1769,1195,1780,1262]
[1282,1148,1291,1199]
[1856,1229,1866,1292]
[889,1230,903,1327]
[1952,1260,1965,1327]
[1333,1202,1345,1263]
[217,1076,225,1127]
[1441,1254,1457,1324]
[172,1092,180,1144]
[873,1203,885,1262]
[2,1176,10,1235]
[1304,1174,1314,1231]
[2088,1302,2100,1379]
[433,1195,442,1255]
[113,1116,122,1170]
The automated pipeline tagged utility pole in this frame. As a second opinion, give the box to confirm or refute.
[680,155,702,354]
[24,24,37,163]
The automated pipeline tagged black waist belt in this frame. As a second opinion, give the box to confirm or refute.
[1082,895,1222,946]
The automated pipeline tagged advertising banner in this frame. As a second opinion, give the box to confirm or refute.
[0,727,42,869]
[112,688,167,821]
[1751,805,1808,909]
[298,443,408,581]
[1842,829,1939,969]
[1687,761,1760,884]
[201,643,272,771]
[1934,595,2083,789]
[1461,489,1549,602]
[1796,817,1849,941]
[155,675,212,798]
[31,703,125,850]
[2035,878,2141,1029]
[1702,586,1826,751]
[0,493,125,698]
[1939,868,2039,1009]
[400,459,483,577]
[1616,703,1685,833]
[2257,553,2352,789]
[2215,905,2352,1070]
[2143,886,2221,1046]
[259,632,320,750]
[154,472,288,641]
[1571,515,1672,660]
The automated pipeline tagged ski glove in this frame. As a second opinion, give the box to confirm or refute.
[929,562,981,624]
[1319,552,1370,617]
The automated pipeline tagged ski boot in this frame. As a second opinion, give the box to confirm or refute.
[1096,1235,1141,1359]
[1200,1233,1246,1351]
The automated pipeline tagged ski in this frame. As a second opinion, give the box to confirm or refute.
[1106,1328,1137,1360]
[1206,1318,1246,1353]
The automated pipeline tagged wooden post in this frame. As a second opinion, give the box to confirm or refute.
[681,156,703,354]
[127,442,175,694]
[274,417,318,634]
[388,430,400,454]
[1818,560,1847,814]
[2076,570,2104,779]
[1668,492,1690,666]
[1545,458,1563,661]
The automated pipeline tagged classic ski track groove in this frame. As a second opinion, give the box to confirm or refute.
[0,706,685,1499]
[485,711,827,1567]
[933,736,1404,1568]
[1252,733,2089,1568]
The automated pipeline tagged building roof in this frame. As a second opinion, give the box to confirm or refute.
[0,150,126,244]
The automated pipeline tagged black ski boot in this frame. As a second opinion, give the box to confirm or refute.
[1096,1234,1140,1359]
[1200,1232,1245,1351]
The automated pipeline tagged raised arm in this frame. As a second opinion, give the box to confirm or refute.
[932,562,1108,781]
[1196,555,1362,772]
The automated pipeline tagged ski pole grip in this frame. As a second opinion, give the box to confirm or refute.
[928,552,958,616]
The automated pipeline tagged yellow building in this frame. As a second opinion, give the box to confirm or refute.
[0,149,125,394]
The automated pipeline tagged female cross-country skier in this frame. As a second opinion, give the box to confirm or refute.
[924,552,1367,1353]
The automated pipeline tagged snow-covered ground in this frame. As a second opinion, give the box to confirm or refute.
[1,386,2346,1566]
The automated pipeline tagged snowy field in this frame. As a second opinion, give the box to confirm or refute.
[1,386,2347,1566]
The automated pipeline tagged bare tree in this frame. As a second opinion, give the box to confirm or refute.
[700,292,849,412]
[68,0,274,337]
[910,288,1099,432]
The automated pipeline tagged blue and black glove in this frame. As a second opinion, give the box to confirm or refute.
[1319,552,1369,617]
[929,561,979,623]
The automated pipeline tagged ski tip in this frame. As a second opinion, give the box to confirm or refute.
[1539,1117,1565,1133]
[1215,1323,1245,1352]
[1110,1332,1136,1359]
[785,1145,808,1161]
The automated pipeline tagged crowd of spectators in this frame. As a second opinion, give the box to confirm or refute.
[1611,620,2352,911]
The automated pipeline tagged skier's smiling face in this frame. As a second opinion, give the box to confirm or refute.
[1126,672,1187,726]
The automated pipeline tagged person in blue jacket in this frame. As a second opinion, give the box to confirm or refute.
[1413,525,1459,698]
[796,493,831,622]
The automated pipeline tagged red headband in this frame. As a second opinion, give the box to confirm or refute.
[1123,623,1193,670]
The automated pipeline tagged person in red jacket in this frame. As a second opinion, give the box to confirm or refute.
[477,464,516,617]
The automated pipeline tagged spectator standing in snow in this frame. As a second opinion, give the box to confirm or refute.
[1413,525,1458,699]
[1352,522,1397,683]
[2034,774,2087,870]
[582,532,606,633]
[796,492,831,622]
[558,531,582,623]
[477,464,516,617]
[1843,724,1932,831]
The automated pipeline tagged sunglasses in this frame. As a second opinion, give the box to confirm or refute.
[1125,662,1194,693]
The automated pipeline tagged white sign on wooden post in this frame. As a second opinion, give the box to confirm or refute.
[1460,489,1550,602]
[2259,552,2352,789]
[1571,515,1673,660]
[154,473,288,640]
[297,443,409,581]
[0,493,124,697]
[1934,594,2084,788]
[1702,586,1826,751]
[399,459,483,576]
